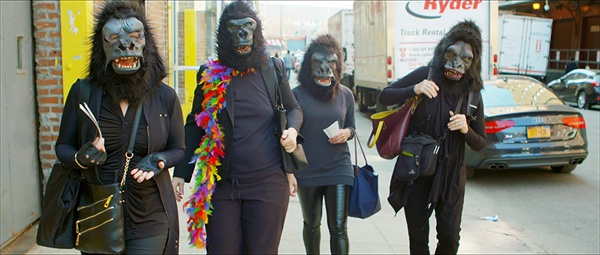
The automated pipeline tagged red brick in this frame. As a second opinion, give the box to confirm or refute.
[48,13,59,19]
[38,78,59,86]
[38,88,49,95]
[34,31,47,38]
[40,135,54,142]
[40,126,50,132]
[49,32,60,38]
[41,154,57,160]
[53,125,60,132]
[38,97,59,104]
[37,59,56,67]
[51,69,62,75]
[34,22,57,29]
[39,106,50,113]
[34,3,56,10]
[41,144,52,151]
[51,105,63,113]
[42,162,53,169]
[51,88,63,95]
[39,69,49,75]
[39,41,57,48]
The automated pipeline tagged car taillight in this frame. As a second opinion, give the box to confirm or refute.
[562,116,586,129]
[592,81,599,87]
[485,120,514,133]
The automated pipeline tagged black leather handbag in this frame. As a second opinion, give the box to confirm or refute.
[36,161,82,248]
[267,57,308,173]
[74,105,142,254]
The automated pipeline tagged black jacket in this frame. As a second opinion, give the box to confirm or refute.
[174,58,302,182]
[379,66,486,218]
[55,79,185,254]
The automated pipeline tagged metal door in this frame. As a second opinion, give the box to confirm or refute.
[0,0,40,246]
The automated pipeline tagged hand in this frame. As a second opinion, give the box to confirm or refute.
[448,111,469,134]
[171,177,185,202]
[130,153,166,183]
[280,128,298,153]
[329,128,352,144]
[287,173,297,197]
[75,136,107,168]
[414,79,439,99]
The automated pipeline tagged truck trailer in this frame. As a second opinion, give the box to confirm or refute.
[497,12,553,80]
[328,9,355,91]
[353,0,498,112]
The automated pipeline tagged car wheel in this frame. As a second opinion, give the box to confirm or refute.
[577,91,590,109]
[551,164,577,173]
[466,167,475,178]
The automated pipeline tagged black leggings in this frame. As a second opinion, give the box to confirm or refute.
[297,184,351,255]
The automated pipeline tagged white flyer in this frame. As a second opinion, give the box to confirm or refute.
[323,121,340,139]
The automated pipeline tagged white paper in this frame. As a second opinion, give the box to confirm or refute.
[323,121,340,139]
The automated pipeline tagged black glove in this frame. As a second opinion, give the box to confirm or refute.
[75,141,107,168]
[134,153,167,176]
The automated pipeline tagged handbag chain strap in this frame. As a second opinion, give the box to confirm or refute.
[120,105,143,187]
[353,131,369,175]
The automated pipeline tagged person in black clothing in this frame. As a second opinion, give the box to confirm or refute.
[565,58,577,74]
[55,1,185,254]
[380,20,487,254]
[292,34,356,255]
[171,1,301,253]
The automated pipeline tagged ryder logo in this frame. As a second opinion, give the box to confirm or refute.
[406,0,483,19]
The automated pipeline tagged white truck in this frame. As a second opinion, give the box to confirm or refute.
[497,12,553,80]
[353,0,498,112]
[328,9,355,91]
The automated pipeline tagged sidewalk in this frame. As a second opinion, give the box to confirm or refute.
[2,164,543,254]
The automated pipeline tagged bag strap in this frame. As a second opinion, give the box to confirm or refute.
[119,105,143,187]
[353,131,368,175]
[438,95,465,142]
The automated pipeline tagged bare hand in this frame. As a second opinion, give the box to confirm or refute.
[280,128,298,153]
[171,177,185,202]
[329,128,352,144]
[414,79,439,99]
[92,136,106,152]
[448,111,469,134]
[287,173,297,197]
[130,161,164,183]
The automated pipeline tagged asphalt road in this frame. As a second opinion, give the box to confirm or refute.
[355,98,600,254]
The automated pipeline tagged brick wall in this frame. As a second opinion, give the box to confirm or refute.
[33,0,170,188]
[33,0,63,186]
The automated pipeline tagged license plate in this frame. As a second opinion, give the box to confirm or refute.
[527,126,551,139]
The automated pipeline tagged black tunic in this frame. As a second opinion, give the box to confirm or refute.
[379,66,486,221]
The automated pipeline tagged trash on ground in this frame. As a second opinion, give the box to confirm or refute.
[481,215,499,222]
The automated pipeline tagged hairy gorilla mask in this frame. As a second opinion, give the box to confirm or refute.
[429,20,483,93]
[443,41,473,81]
[311,49,338,87]
[226,17,257,55]
[216,1,268,70]
[88,1,166,106]
[299,34,343,100]
[102,17,145,74]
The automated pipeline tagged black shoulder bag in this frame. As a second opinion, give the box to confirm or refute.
[264,57,308,173]
[74,104,143,254]
[393,94,466,184]
[37,78,90,249]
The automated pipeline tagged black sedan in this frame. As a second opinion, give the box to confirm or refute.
[465,75,588,178]
[546,69,600,109]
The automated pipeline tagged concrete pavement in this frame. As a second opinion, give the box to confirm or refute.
[2,166,543,254]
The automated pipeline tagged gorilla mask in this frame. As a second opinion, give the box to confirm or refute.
[310,49,338,86]
[227,17,257,55]
[102,17,145,74]
[443,41,473,81]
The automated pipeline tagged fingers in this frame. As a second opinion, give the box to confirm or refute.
[92,137,106,152]
[448,111,468,134]
[130,168,154,183]
[414,79,439,99]
[158,161,165,170]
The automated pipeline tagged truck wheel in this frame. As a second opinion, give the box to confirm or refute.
[577,91,589,109]
[357,88,368,112]
[551,164,577,173]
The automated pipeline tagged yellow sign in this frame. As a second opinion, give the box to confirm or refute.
[183,9,197,117]
[60,0,93,102]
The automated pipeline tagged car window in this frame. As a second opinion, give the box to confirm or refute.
[483,78,563,107]
[594,74,600,83]
[563,73,578,81]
